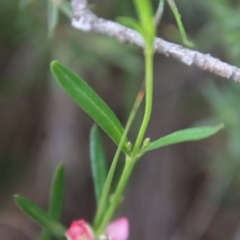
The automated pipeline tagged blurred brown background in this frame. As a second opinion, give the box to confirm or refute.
[1,0,240,239]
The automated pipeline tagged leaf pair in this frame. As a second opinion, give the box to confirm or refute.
[50,61,224,207]
[15,164,66,240]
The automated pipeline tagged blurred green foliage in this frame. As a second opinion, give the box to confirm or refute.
[200,0,240,205]
[200,0,240,64]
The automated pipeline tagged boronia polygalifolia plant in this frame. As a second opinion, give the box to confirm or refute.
[15,0,223,240]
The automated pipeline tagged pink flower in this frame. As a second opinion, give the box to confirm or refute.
[105,217,129,240]
[65,217,129,240]
[65,220,94,240]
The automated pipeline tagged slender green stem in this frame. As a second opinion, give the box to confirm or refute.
[171,8,188,44]
[132,47,154,156]
[93,83,145,229]
[93,143,124,229]
[95,46,154,235]
[154,0,165,25]
[167,0,194,47]
[94,3,155,233]
[95,158,135,235]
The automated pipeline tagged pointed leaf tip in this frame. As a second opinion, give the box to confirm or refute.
[141,123,224,154]
[15,195,66,239]
[50,60,58,70]
[49,163,65,220]
[51,61,129,154]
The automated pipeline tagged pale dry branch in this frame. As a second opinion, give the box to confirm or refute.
[71,0,240,83]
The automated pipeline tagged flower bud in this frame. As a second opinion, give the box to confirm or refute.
[126,141,132,151]
[142,138,150,148]
[66,219,94,240]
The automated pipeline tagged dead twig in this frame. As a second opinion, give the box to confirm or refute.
[71,0,240,83]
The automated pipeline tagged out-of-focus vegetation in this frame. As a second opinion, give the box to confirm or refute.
[200,2,240,235]
[1,0,240,239]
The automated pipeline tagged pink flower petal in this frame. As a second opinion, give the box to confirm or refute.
[105,217,129,240]
[65,219,94,240]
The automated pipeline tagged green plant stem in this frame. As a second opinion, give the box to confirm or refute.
[132,47,154,156]
[94,9,155,233]
[171,8,187,43]
[95,158,135,235]
[168,0,194,47]
[95,46,154,235]
[93,83,145,229]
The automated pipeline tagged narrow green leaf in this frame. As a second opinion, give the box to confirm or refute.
[15,195,66,239]
[51,61,129,154]
[49,164,65,219]
[141,123,224,154]
[39,164,65,240]
[48,0,59,38]
[90,125,108,206]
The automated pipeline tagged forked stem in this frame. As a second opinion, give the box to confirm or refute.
[95,45,155,236]
[93,82,145,230]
